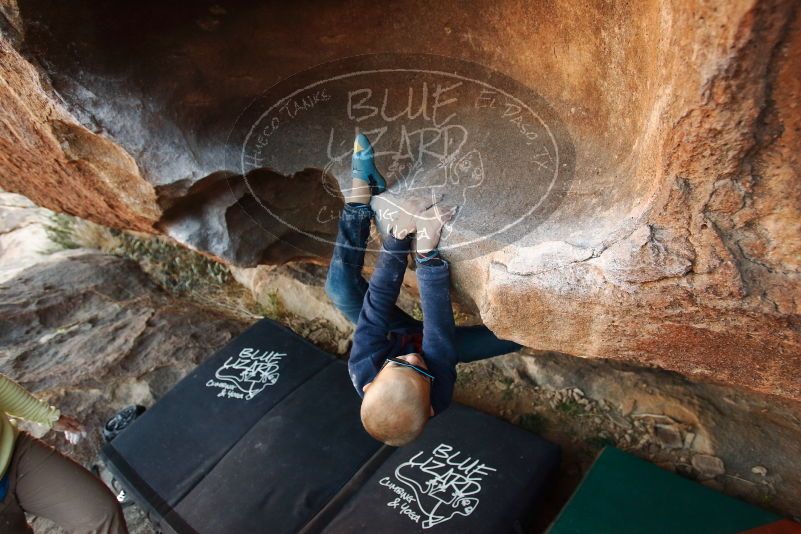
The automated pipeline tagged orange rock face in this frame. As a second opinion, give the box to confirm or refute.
[480,0,801,402]
[0,1,798,402]
[0,39,159,232]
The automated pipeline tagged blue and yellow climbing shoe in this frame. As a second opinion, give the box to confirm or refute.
[351,133,387,194]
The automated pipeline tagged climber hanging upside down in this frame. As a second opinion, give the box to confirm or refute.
[325,134,521,446]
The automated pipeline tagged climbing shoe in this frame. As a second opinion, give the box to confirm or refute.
[351,133,387,194]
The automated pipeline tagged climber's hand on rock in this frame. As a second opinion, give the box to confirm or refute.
[415,203,456,253]
[371,195,429,240]
[54,414,86,444]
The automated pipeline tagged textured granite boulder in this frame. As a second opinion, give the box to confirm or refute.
[0,252,247,468]
[0,1,798,403]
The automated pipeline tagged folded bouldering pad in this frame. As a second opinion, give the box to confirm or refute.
[103,319,344,527]
[319,403,560,533]
[172,361,382,533]
[103,318,561,533]
[547,447,781,534]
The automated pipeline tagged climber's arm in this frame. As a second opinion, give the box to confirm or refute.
[348,235,413,394]
[417,260,458,415]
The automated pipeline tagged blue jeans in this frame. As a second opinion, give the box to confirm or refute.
[325,203,521,363]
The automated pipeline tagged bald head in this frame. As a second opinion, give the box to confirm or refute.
[361,356,432,446]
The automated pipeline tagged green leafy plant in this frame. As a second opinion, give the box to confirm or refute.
[556,399,583,418]
[111,231,231,294]
[43,213,258,317]
[255,291,284,320]
[410,302,423,321]
[45,213,81,250]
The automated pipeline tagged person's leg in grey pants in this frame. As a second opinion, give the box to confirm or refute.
[0,433,127,534]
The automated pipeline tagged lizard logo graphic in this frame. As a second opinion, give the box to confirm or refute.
[349,148,483,244]
[389,443,496,529]
[232,53,576,261]
[207,347,284,400]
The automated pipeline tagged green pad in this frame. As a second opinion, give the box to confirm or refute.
[548,447,780,534]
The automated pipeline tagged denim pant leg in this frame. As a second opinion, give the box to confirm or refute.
[454,325,522,363]
[325,204,513,357]
[325,203,420,329]
[325,203,373,324]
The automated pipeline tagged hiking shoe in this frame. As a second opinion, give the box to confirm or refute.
[103,405,146,443]
[351,133,387,194]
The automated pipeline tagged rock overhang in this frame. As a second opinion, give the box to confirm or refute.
[0,0,798,403]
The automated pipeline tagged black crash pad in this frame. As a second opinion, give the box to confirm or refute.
[103,319,561,533]
[320,403,561,533]
[172,361,382,533]
[103,319,337,519]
